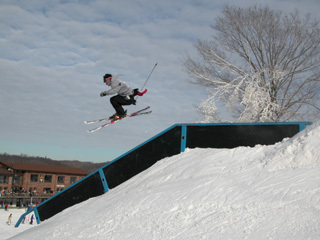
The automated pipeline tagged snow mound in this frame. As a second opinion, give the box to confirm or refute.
[264,120,320,171]
[10,121,320,240]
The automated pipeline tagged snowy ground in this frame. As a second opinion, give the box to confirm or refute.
[0,208,35,239]
[4,121,320,239]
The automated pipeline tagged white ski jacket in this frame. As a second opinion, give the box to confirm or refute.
[102,76,133,97]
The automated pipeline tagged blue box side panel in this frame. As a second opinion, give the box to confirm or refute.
[102,125,182,189]
[34,125,182,222]
[185,123,307,149]
[36,171,105,222]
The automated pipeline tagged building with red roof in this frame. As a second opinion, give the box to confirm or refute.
[0,161,89,207]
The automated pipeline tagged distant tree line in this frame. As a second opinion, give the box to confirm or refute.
[0,153,108,173]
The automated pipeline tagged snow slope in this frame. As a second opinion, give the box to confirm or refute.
[8,121,320,239]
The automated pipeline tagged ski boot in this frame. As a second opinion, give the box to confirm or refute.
[109,113,117,120]
[110,110,127,122]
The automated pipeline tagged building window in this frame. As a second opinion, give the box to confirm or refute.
[11,187,24,193]
[30,174,38,182]
[39,175,44,182]
[43,187,52,194]
[12,175,23,185]
[44,175,52,183]
[57,176,65,183]
[0,176,9,184]
[70,177,76,184]
[29,187,37,195]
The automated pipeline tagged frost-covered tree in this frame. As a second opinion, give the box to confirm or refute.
[183,5,320,122]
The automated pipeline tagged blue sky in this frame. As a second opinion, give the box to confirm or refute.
[1,0,319,163]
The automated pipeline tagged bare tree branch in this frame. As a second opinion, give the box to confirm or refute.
[183,4,320,122]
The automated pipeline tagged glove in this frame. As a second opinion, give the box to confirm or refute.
[133,88,139,96]
[137,89,147,96]
[100,92,107,97]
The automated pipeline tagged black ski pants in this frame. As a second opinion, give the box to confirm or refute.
[110,95,135,115]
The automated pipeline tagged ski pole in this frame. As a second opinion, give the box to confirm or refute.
[140,63,157,91]
[135,63,157,101]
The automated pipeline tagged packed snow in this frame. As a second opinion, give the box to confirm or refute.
[3,121,320,239]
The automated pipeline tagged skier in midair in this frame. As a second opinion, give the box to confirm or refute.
[100,73,147,121]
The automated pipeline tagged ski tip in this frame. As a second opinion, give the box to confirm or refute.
[87,128,97,133]
[88,125,104,133]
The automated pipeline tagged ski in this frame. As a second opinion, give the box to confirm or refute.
[87,106,151,133]
[87,110,151,133]
[84,106,149,124]
[131,110,152,117]
[84,117,112,125]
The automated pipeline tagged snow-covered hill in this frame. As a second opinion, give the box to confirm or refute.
[9,121,320,239]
